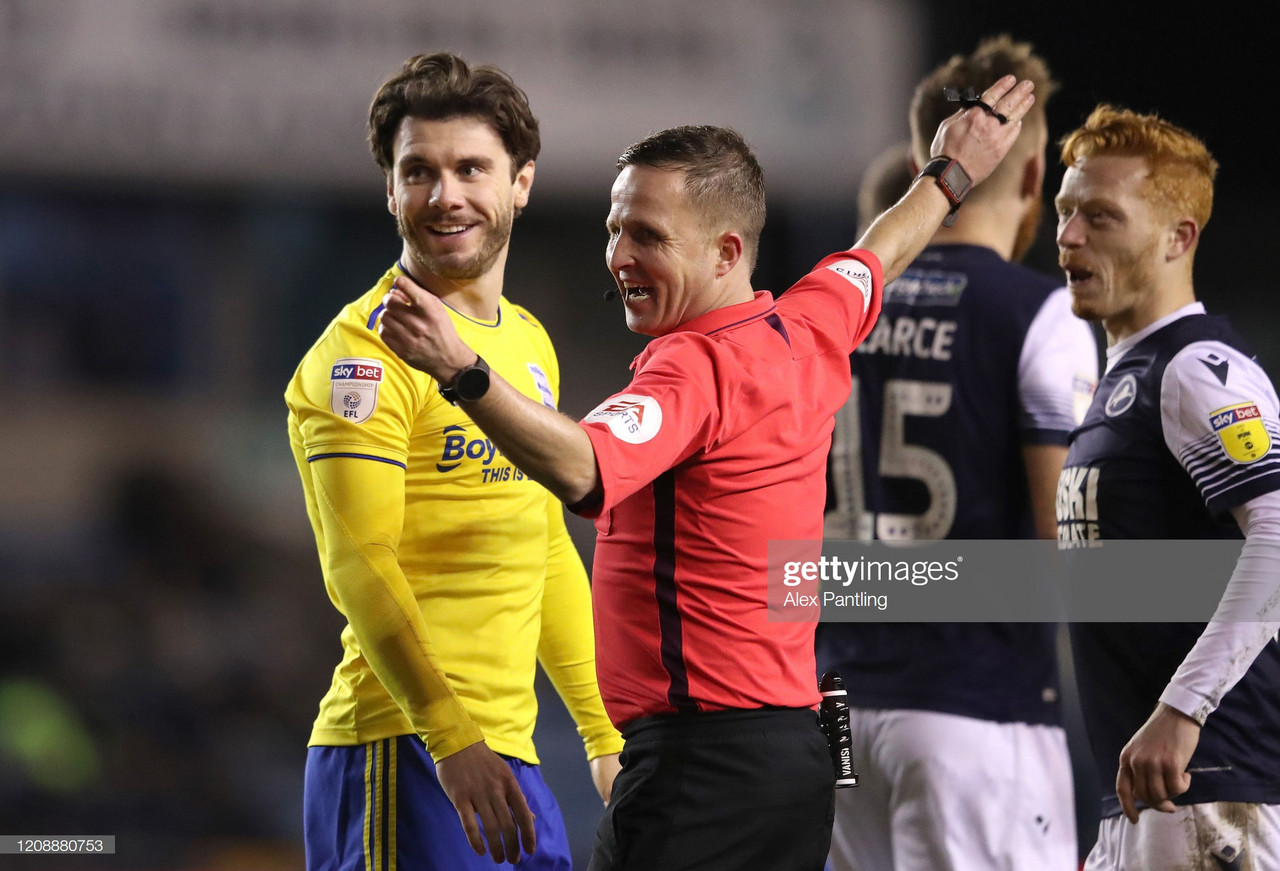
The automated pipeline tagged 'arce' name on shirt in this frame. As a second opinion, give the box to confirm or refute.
[856,314,957,361]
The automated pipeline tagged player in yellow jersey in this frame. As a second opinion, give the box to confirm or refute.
[285,53,622,870]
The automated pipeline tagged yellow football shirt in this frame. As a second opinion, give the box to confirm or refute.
[286,264,620,764]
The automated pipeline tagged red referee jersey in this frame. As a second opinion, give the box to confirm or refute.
[576,250,883,729]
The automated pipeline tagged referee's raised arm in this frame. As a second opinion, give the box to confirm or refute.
[856,74,1035,282]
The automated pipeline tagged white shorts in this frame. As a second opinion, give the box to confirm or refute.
[1085,803,1280,871]
[828,708,1075,871]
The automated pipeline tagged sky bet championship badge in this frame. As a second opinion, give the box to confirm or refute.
[1210,401,1271,464]
[329,357,384,424]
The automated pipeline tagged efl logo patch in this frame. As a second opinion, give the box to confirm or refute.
[825,259,873,313]
[1210,401,1271,464]
[583,394,662,444]
[330,356,383,424]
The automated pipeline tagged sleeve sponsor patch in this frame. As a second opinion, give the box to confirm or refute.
[1209,401,1272,464]
[329,357,383,424]
[825,259,874,313]
[1072,373,1097,425]
[582,393,662,444]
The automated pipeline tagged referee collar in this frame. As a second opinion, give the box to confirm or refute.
[669,291,776,337]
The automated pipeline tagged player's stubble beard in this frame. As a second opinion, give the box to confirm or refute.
[398,201,515,282]
[1067,234,1161,324]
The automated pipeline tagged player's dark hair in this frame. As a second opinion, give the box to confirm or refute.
[616,125,767,272]
[368,52,540,179]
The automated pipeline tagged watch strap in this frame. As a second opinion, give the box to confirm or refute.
[916,156,971,227]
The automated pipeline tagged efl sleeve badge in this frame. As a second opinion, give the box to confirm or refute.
[1209,401,1272,464]
[329,357,384,424]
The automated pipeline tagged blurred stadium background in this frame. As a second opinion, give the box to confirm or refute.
[0,1,1267,867]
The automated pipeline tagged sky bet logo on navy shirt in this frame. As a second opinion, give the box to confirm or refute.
[436,424,528,483]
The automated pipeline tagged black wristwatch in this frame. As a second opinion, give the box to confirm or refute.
[439,354,491,404]
[917,156,972,227]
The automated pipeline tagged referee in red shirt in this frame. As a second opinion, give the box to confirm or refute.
[380,76,1037,871]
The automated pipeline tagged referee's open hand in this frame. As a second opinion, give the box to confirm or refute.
[930,74,1036,190]
[436,741,537,863]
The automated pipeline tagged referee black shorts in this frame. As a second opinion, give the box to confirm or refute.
[587,706,835,871]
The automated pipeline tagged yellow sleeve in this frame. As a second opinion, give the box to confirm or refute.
[536,496,624,759]
[310,454,484,759]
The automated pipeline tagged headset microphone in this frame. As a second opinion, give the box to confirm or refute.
[603,287,620,301]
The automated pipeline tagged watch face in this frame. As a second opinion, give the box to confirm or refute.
[456,366,490,402]
[942,162,972,199]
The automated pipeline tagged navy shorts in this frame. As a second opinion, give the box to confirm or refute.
[304,736,571,871]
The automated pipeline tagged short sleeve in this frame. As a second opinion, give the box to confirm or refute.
[1017,287,1099,444]
[576,334,722,516]
[1160,341,1280,516]
[782,250,884,353]
[288,318,429,465]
